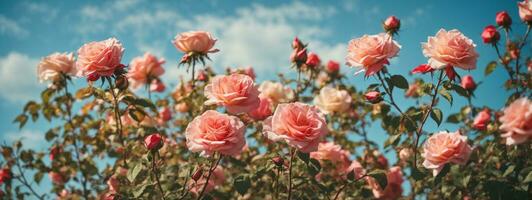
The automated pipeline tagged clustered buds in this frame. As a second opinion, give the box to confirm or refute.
[144,133,163,151]
[383,16,401,35]
[481,25,500,44]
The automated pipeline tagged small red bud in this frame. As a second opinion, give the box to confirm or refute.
[495,11,512,28]
[305,52,321,68]
[481,25,500,44]
[461,75,476,91]
[383,16,401,33]
[326,60,340,73]
[364,91,382,103]
[144,133,163,151]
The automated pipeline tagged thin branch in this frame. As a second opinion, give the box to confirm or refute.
[332,174,369,200]
[12,151,44,200]
[196,153,222,200]
[287,148,296,200]
[152,152,166,200]
[106,77,128,167]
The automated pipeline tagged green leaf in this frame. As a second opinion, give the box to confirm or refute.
[430,108,443,126]
[384,134,401,149]
[390,75,409,89]
[484,61,497,76]
[13,114,28,129]
[451,84,469,97]
[297,152,310,164]
[439,89,453,106]
[368,169,387,189]
[446,113,461,124]
[434,164,450,185]
[523,171,532,183]
[411,167,425,181]
[128,163,143,183]
[233,175,251,195]
[45,129,57,141]
[34,172,44,184]
[502,165,515,177]
[308,159,321,176]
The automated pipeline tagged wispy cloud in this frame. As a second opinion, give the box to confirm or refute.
[21,2,59,23]
[0,52,41,102]
[0,15,29,38]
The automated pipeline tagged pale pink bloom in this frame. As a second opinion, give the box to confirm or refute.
[314,86,352,114]
[107,175,120,192]
[315,71,330,87]
[172,31,219,54]
[258,81,294,104]
[127,52,165,89]
[310,142,351,179]
[422,131,472,176]
[367,166,404,200]
[49,171,64,185]
[398,148,413,162]
[422,29,479,70]
[346,33,401,76]
[518,0,532,22]
[262,102,328,153]
[189,166,225,196]
[37,52,76,82]
[248,97,273,120]
[150,79,166,92]
[204,74,260,114]
[499,97,532,145]
[473,109,491,131]
[185,110,246,156]
[76,38,124,77]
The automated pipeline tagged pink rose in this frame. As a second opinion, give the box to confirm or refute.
[127,52,165,89]
[326,60,340,73]
[496,11,512,27]
[422,131,472,176]
[172,31,219,54]
[258,81,294,104]
[473,109,491,131]
[346,160,366,179]
[346,33,401,76]
[150,79,166,92]
[405,83,420,98]
[49,171,64,185]
[76,38,124,77]
[262,102,328,153]
[365,91,382,103]
[305,52,321,68]
[310,142,351,179]
[383,16,401,33]
[248,97,273,120]
[461,75,476,90]
[518,0,532,22]
[422,29,479,70]
[204,74,260,114]
[144,134,163,151]
[499,97,532,145]
[368,166,404,200]
[313,86,352,114]
[37,52,76,82]
[189,166,225,196]
[481,25,500,44]
[185,110,246,156]
[107,175,120,192]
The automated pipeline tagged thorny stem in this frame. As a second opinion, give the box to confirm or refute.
[332,174,369,200]
[152,152,166,200]
[376,71,416,127]
[106,77,128,167]
[287,148,296,200]
[12,151,44,200]
[196,153,222,200]
[63,81,90,199]
[413,70,444,169]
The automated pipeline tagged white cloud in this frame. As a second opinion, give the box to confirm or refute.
[0,52,42,102]
[4,130,43,145]
[22,2,59,23]
[0,15,29,38]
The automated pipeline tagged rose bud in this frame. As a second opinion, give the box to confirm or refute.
[0,168,12,184]
[461,75,476,91]
[326,60,340,73]
[399,148,413,162]
[87,73,100,82]
[197,70,207,81]
[115,75,129,90]
[49,171,64,185]
[150,79,166,92]
[376,154,389,168]
[191,168,203,181]
[50,146,62,161]
[383,15,401,33]
[271,156,285,167]
[364,91,382,103]
[159,107,172,122]
[481,25,500,44]
[510,48,520,59]
[292,37,303,50]
[144,133,163,151]
[305,52,321,69]
[496,11,512,28]
[290,48,307,64]
[473,109,491,131]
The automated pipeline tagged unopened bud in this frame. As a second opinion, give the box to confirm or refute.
[192,168,203,181]
[115,76,129,90]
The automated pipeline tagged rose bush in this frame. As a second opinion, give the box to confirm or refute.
[2,2,532,200]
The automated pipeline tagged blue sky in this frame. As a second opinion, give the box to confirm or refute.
[0,0,525,194]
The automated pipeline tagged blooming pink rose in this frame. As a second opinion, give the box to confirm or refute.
[144,134,163,150]
[258,81,294,104]
[37,52,76,82]
[368,166,404,200]
[127,52,165,89]
[461,75,476,90]
[499,97,532,145]
[204,74,260,114]
[518,0,532,22]
[150,79,166,92]
[189,166,225,196]
[248,97,273,120]
[185,110,246,156]
[473,109,491,131]
[310,142,351,179]
[422,131,472,176]
[76,38,124,77]
[346,33,401,76]
[262,102,328,153]
[314,86,352,114]
[172,31,219,54]
[422,29,479,70]
[49,171,64,185]
[326,60,340,73]
[159,107,172,122]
